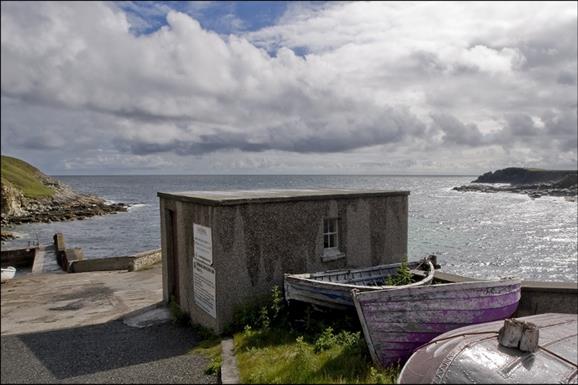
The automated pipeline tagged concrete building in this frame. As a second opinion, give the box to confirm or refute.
[157,189,409,333]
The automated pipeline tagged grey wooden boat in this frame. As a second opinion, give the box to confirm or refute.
[397,313,577,384]
[352,277,522,369]
[284,256,436,309]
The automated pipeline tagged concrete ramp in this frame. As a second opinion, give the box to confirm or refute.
[31,245,62,274]
[1,263,163,336]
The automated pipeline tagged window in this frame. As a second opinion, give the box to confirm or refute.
[323,218,339,251]
[322,217,344,262]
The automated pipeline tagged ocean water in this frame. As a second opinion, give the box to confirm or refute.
[3,175,577,282]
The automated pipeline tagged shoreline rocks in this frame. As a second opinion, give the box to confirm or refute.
[452,183,577,200]
[0,230,16,242]
[454,167,578,200]
[1,199,128,226]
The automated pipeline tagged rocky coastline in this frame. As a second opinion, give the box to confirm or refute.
[0,197,128,226]
[453,168,578,201]
[1,157,128,227]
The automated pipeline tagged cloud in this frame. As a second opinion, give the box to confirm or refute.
[1,1,576,174]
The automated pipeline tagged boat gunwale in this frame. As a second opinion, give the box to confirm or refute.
[352,277,522,301]
[287,259,425,280]
[285,261,435,290]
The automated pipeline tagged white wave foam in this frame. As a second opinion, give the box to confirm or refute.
[128,203,148,211]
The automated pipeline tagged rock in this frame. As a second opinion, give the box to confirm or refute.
[1,185,129,226]
[1,181,26,217]
[1,155,129,226]
[455,168,577,201]
[473,167,577,185]
[0,230,16,242]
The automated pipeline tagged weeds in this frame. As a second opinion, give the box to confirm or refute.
[384,257,414,286]
[231,285,399,383]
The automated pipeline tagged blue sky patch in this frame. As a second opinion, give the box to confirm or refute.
[114,1,293,36]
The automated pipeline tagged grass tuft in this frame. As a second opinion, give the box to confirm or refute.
[230,286,400,384]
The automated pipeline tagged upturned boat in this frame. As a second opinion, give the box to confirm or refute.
[398,313,577,384]
[352,277,522,368]
[284,256,436,309]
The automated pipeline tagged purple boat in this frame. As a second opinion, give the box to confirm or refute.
[352,278,522,368]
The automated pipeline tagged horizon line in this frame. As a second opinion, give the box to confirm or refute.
[49,173,479,177]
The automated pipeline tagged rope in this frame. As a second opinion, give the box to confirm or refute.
[414,331,498,351]
[539,345,578,369]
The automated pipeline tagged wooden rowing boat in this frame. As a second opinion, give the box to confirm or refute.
[352,277,522,368]
[284,256,436,309]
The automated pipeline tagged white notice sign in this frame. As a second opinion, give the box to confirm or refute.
[193,223,213,265]
[193,259,216,318]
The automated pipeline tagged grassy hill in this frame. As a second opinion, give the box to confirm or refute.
[1,155,55,199]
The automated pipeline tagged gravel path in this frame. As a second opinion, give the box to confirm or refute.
[1,320,217,384]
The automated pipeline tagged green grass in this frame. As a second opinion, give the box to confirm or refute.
[228,286,400,384]
[234,327,399,384]
[1,155,54,199]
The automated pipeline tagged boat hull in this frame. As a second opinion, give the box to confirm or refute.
[352,279,522,368]
[398,313,578,384]
[284,259,435,309]
[1,266,16,283]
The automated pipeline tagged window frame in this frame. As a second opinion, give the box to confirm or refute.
[321,217,345,262]
[323,217,339,251]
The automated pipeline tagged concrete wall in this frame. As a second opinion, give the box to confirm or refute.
[434,271,578,316]
[69,256,132,273]
[516,281,578,317]
[69,249,162,273]
[159,191,409,333]
[129,249,162,272]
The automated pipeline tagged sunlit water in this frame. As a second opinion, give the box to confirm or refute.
[3,175,577,282]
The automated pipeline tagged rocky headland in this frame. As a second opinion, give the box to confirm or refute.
[1,156,127,227]
[453,167,578,200]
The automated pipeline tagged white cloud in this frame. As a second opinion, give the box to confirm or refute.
[1,1,576,174]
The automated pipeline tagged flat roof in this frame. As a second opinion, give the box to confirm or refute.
[157,188,409,206]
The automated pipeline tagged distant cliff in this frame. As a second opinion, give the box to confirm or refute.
[454,167,577,200]
[473,167,577,185]
[1,155,127,225]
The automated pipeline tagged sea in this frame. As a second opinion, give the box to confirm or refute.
[2,175,577,282]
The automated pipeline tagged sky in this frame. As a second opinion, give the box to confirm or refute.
[1,1,577,175]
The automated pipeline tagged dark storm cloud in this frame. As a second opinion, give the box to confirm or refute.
[431,113,487,147]
[119,106,428,156]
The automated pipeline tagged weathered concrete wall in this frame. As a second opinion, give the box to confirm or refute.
[70,255,130,273]
[68,249,161,273]
[516,281,578,317]
[214,196,408,332]
[159,190,409,333]
[129,249,162,271]
[434,271,578,316]
[179,200,218,331]
[63,248,84,272]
